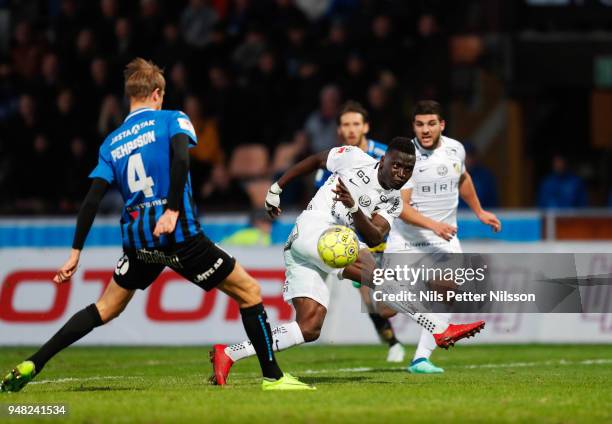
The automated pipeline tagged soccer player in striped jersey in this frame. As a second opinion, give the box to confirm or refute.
[1,58,312,392]
[315,101,406,363]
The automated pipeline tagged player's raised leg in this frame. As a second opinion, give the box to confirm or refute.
[211,262,315,390]
[343,257,485,350]
[1,278,134,393]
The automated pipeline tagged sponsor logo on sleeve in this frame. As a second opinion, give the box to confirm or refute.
[178,117,195,135]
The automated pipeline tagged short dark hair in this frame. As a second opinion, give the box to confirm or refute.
[337,100,369,124]
[412,100,443,121]
[386,137,415,156]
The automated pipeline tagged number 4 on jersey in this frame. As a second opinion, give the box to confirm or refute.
[127,153,154,197]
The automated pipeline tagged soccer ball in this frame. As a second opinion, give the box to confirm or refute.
[317,226,359,268]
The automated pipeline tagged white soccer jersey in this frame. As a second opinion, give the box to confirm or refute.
[306,146,403,230]
[388,136,465,251]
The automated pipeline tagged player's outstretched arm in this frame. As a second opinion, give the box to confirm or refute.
[399,189,457,241]
[153,133,190,237]
[333,178,389,247]
[54,178,109,283]
[459,171,501,232]
[265,149,330,218]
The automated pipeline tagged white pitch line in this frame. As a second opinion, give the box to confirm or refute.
[299,358,612,375]
[24,358,612,385]
[30,376,144,385]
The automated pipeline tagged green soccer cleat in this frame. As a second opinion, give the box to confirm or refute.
[1,361,36,393]
[262,373,316,391]
[407,358,444,374]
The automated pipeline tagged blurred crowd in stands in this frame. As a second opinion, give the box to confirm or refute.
[0,0,604,215]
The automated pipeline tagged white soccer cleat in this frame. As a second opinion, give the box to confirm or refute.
[386,343,406,363]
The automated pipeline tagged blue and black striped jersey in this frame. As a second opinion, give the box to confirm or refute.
[90,108,201,248]
[314,139,387,188]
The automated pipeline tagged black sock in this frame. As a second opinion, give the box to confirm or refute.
[368,313,399,347]
[28,304,103,372]
[240,303,283,380]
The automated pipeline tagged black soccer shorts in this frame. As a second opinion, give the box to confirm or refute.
[113,233,236,291]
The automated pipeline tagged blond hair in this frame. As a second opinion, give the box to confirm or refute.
[124,58,165,100]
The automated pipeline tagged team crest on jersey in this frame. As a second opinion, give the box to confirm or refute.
[115,254,129,275]
[359,195,372,207]
[453,162,461,174]
[437,165,448,176]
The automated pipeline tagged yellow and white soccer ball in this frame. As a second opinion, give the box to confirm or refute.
[317,225,359,268]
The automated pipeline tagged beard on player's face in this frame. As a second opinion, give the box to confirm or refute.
[417,130,441,149]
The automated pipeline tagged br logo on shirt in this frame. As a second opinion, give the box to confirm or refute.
[437,165,448,176]
[115,254,130,276]
[359,195,372,207]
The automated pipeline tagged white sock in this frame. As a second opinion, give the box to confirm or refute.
[413,313,451,361]
[410,312,450,335]
[224,321,305,362]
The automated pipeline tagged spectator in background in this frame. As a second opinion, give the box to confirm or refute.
[86,58,116,124]
[304,84,341,151]
[59,137,94,212]
[136,0,163,57]
[11,21,43,84]
[97,94,124,137]
[204,64,245,153]
[154,22,188,69]
[232,24,267,72]
[246,49,289,149]
[14,133,57,213]
[199,163,251,211]
[269,0,308,38]
[339,51,371,105]
[95,0,119,55]
[221,209,273,246]
[50,88,83,145]
[413,13,449,101]
[71,29,97,85]
[282,20,312,78]
[184,94,224,205]
[227,0,257,37]
[459,143,498,209]
[5,94,38,157]
[37,52,61,112]
[163,62,190,110]
[286,56,322,131]
[185,95,224,167]
[181,0,219,48]
[365,14,401,73]
[538,154,588,208]
[53,0,81,54]
[366,83,402,143]
[319,20,351,80]
[199,23,232,73]
[114,18,136,68]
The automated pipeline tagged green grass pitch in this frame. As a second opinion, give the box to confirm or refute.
[1,344,611,423]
